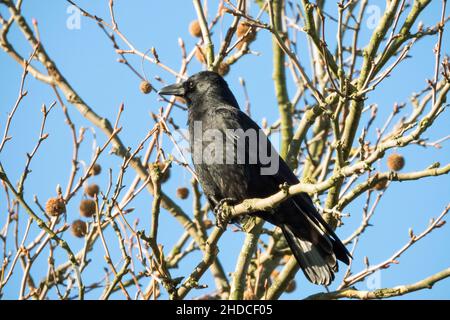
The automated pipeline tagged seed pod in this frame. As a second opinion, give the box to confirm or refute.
[85,184,100,198]
[140,81,153,94]
[203,219,213,229]
[218,62,230,76]
[189,20,202,38]
[387,153,405,171]
[45,197,66,217]
[285,280,296,293]
[89,163,102,176]
[80,199,96,218]
[71,220,87,238]
[195,46,206,64]
[374,179,388,191]
[176,187,189,199]
[157,162,171,183]
[237,22,257,43]
[236,40,248,50]
[237,22,256,40]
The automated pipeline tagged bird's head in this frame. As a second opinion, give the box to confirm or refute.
[158,71,238,107]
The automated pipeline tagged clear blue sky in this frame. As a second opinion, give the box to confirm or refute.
[0,1,449,299]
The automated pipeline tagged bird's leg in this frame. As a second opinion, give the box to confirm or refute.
[213,198,236,230]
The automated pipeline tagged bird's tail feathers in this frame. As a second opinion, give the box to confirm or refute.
[281,224,338,286]
[292,198,351,266]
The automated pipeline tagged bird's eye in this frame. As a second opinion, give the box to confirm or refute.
[187,81,195,90]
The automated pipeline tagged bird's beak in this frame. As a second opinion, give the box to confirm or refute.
[158,82,185,97]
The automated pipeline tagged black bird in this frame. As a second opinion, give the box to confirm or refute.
[159,71,351,285]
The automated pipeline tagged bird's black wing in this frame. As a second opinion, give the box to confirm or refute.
[214,106,351,284]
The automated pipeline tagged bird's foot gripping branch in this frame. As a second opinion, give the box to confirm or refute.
[213,198,237,230]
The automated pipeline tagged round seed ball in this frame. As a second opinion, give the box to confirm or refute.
[85,184,100,198]
[45,197,66,217]
[236,22,256,42]
[387,153,405,171]
[195,46,206,64]
[71,220,87,238]
[189,20,202,38]
[374,179,388,191]
[176,187,189,200]
[89,163,102,176]
[285,280,297,293]
[236,40,247,50]
[140,81,152,94]
[203,219,213,229]
[80,199,96,218]
[157,162,171,183]
[218,62,230,76]
[237,22,251,37]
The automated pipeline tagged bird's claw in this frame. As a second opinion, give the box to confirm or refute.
[213,198,235,230]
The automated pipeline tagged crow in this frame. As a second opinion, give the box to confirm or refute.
[159,71,351,285]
